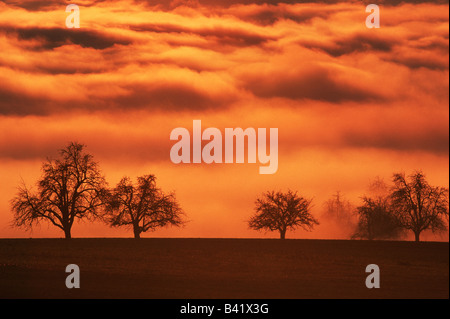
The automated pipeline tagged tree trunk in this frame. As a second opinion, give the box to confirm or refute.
[279,229,286,240]
[133,227,141,239]
[64,227,72,239]
[414,231,420,242]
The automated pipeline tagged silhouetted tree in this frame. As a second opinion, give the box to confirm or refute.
[11,142,107,239]
[104,175,185,239]
[352,196,403,240]
[391,171,449,242]
[352,178,403,240]
[322,191,356,238]
[248,190,318,239]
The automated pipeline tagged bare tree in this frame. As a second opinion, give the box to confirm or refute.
[352,177,403,240]
[248,190,318,239]
[11,142,107,239]
[104,175,185,239]
[352,196,403,240]
[322,191,356,238]
[391,171,449,242]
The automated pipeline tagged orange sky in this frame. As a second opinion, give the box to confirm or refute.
[0,0,448,241]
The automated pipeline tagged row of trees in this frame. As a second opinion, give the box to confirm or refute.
[10,142,449,242]
[321,174,449,242]
[11,142,185,239]
[250,172,449,242]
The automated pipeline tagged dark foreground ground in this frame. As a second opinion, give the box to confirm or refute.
[0,238,448,299]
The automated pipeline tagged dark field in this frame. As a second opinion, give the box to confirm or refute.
[0,238,448,299]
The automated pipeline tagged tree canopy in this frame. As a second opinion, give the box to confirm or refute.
[391,171,449,242]
[104,175,186,238]
[352,196,403,240]
[352,178,403,240]
[11,142,107,239]
[248,190,318,239]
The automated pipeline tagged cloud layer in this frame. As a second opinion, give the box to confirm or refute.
[0,0,448,239]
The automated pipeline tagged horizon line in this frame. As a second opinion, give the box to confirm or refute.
[0,237,448,243]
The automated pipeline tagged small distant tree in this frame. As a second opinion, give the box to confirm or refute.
[322,191,356,238]
[104,175,185,239]
[391,171,449,242]
[352,178,403,240]
[10,142,107,239]
[248,190,319,239]
[352,196,403,240]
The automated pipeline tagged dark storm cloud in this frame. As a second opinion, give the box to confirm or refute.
[301,32,448,70]
[242,66,385,103]
[386,37,449,70]
[1,0,109,11]
[138,0,450,10]
[1,0,62,11]
[224,3,345,26]
[0,86,87,116]
[0,26,132,50]
[301,33,395,57]
[388,55,449,70]
[4,0,448,13]
[30,64,111,75]
[0,80,237,116]
[112,83,237,111]
[236,8,331,26]
[0,0,447,117]
[0,86,52,116]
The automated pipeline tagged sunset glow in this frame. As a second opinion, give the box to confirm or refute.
[0,0,448,241]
